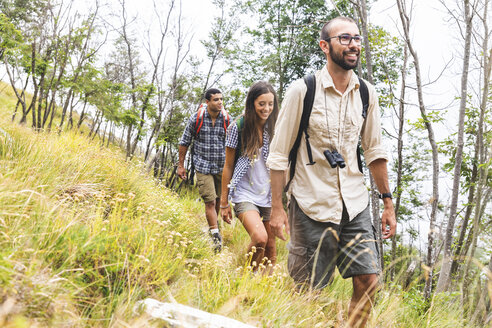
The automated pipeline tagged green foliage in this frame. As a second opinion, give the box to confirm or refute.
[402,287,429,315]
[362,25,405,112]
[438,97,492,193]
[228,0,330,99]
[157,71,204,151]
[0,0,46,25]
[390,131,432,227]
[222,87,245,118]
[201,0,239,63]
[0,13,24,60]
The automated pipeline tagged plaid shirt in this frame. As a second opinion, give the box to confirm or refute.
[225,121,270,200]
[179,110,230,175]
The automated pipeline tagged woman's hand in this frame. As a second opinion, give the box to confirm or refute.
[220,202,233,224]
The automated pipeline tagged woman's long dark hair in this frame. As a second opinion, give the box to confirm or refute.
[241,81,279,160]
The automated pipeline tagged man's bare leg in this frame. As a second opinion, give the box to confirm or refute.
[205,199,218,228]
[205,199,221,252]
[347,273,378,327]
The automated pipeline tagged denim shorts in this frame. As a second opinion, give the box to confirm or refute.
[287,196,379,289]
[233,201,271,222]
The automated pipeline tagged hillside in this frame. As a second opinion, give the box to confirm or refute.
[0,85,486,327]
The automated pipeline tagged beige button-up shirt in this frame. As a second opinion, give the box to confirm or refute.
[266,67,388,223]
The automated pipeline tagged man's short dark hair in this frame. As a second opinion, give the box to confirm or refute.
[205,88,222,101]
[320,16,357,41]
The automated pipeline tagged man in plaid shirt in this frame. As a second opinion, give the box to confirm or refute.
[178,88,230,252]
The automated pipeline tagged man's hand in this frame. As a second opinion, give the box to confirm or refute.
[381,201,396,239]
[368,159,396,239]
[177,166,187,180]
[177,145,189,180]
[270,206,290,241]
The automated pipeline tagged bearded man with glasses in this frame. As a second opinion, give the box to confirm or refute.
[267,16,396,327]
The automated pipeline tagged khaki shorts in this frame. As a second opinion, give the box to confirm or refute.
[233,202,271,221]
[195,172,222,203]
[287,196,379,289]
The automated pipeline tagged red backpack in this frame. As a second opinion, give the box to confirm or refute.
[194,103,230,137]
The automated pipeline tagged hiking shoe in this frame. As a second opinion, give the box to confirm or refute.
[210,232,222,253]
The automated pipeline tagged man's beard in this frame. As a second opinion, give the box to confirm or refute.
[329,42,359,70]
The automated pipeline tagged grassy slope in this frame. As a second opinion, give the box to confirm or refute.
[0,82,482,327]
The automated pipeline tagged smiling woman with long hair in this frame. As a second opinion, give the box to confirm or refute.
[220,81,279,272]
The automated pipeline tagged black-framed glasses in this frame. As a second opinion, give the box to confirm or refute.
[325,34,363,45]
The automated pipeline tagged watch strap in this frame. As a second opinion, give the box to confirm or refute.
[379,192,392,199]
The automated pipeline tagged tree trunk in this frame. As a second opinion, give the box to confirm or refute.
[107,121,113,147]
[126,123,133,158]
[5,61,28,124]
[130,88,154,158]
[463,187,491,287]
[145,123,159,162]
[356,0,384,272]
[44,91,56,129]
[470,252,492,325]
[36,75,47,130]
[391,42,409,281]
[396,0,440,300]
[59,89,74,131]
[92,118,102,141]
[102,119,108,145]
[68,95,75,130]
[436,0,473,293]
[89,110,101,138]
[29,43,41,129]
[77,99,88,129]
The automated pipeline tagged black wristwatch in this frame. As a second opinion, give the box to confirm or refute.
[379,192,392,199]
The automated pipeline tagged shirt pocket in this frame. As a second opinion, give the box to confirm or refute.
[216,124,226,141]
[347,110,363,144]
[307,109,329,148]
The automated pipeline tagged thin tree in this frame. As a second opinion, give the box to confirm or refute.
[142,0,175,162]
[390,42,409,280]
[436,0,476,293]
[453,0,491,282]
[396,0,441,300]
[58,2,102,131]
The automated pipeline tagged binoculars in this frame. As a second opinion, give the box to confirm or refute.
[323,149,346,168]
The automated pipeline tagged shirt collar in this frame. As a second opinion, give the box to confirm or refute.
[320,66,360,93]
[204,108,224,120]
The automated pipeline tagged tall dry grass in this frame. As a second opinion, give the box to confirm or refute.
[0,87,489,327]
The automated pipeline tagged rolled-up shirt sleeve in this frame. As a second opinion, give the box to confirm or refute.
[179,114,196,147]
[225,122,238,149]
[360,86,388,166]
[266,79,306,171]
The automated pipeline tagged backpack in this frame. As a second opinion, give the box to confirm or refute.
[287,74,369,186]
[193,103,231,137]
[188,103,231,184]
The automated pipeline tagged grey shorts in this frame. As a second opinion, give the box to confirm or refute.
[233,202,271,222]
[287,196,379,289]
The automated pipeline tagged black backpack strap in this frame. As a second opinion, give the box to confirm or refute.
[303,75,317,168]
[357,77,369,173]
[286,74,316,190]
[358,77,369,119]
